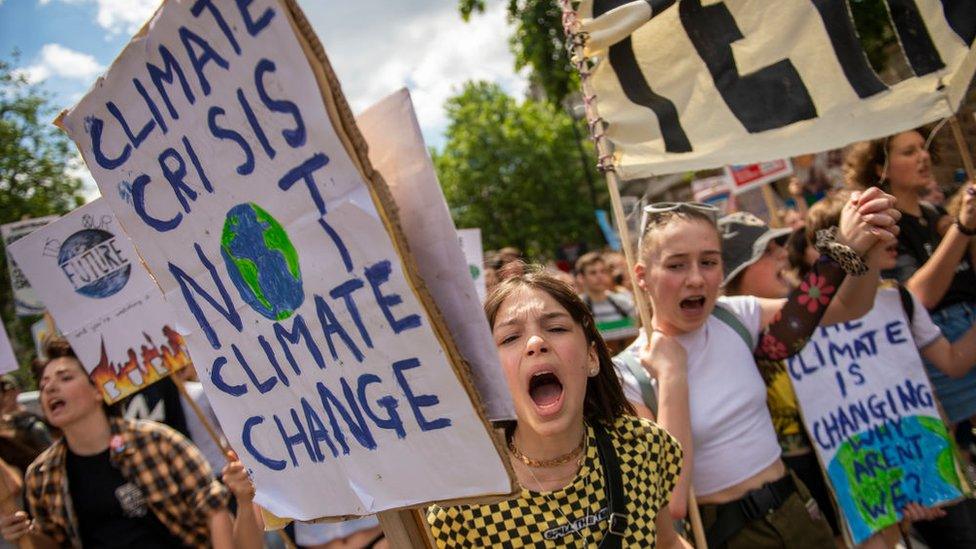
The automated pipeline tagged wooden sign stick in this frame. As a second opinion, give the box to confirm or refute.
[558,2,707,547]
[949,114,976,183]
[170,374,297,549]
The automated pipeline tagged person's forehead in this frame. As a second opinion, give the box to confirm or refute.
[42,357,82,378]
[653,222,720,255]
[495,287,569,325]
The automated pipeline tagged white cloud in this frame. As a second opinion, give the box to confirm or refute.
[13,43,104,84]
[42,0,158,35]
[303,0,526,148]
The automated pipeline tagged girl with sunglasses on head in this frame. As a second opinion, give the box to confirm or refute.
[627,188,898,548]
[428,265,690,548]
[845,129,976,548]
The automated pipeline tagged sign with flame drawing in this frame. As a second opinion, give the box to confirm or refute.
[9,198,190,403]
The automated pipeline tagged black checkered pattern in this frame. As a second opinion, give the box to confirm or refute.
[428,416,682,547]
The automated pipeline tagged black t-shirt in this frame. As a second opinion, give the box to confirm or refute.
[114,376,189,437]
[882,203,976,312]
[65,448,186,548]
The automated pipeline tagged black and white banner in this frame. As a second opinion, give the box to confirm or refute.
[580,0,976,178]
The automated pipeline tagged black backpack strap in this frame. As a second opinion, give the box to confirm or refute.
[594,422,628,548]
[604,294,632,318]
[897,283,915,328]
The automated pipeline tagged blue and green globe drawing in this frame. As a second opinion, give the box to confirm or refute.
[220,203,304,321]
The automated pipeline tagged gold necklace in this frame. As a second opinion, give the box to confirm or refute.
[508,432,586,468]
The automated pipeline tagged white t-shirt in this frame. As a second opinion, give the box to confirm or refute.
[616,296,782,496]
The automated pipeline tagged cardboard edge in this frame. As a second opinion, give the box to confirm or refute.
[275,0,519,522]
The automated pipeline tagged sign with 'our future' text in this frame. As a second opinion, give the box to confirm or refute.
[579,0,976,178]
[9,199,191,404]
[59,0,512,520]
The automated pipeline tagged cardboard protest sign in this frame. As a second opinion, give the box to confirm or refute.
[691,173,734,213]
[579,0,976,178]
[724,160,794,195]
[0,322,16,375]
[457,228,489,301]
[788,287,969,544]
[8,199,191,403]
[58,0,514,520]
[1,217,58,316]
[356,90,513,421]
[30,318,58,361]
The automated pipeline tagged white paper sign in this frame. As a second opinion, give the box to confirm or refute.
[8,199,191,403]
[356,90,512,420]
[0,322,16,375]
[457,229,487,302]
[2,217,58,316]
[581,0,976,178]
[59,0,510,519]
[788,288,968,544]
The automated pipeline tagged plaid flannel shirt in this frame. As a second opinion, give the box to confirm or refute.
[25,417,230,548]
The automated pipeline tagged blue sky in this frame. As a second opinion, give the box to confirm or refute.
[1,0,526,194]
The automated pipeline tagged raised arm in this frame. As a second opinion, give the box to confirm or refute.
[906,184,976,309]
[756,188,897,361]
[641,330,692,520]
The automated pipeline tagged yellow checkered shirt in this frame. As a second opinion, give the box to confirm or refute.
[427,416,682,547]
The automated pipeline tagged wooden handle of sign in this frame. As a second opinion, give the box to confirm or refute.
[687,491,707,549]
[378,509,434,548]
[0,458,32,549]
[949,115,976,183]
[761,185,782,228]
[170,374,229,457]
[171,376,296,548]
[557,3,707,547]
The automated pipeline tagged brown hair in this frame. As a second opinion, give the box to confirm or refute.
[639,209,720,260]
[785,226,810,279]
[805,190,852,242]
[484,262,635,427]
[574,251,605,275]
[844,126,939,190]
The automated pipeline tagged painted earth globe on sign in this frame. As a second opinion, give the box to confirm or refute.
[58,229,131,298]
[220,203,304,321]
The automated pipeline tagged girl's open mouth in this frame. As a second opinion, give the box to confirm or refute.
[528,371,563,410]
[680,296,706,312]
[48,398,65,415]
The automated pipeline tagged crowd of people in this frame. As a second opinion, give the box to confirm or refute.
[0,127,974,548]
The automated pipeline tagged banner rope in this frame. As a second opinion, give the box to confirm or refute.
[557,2,707,547]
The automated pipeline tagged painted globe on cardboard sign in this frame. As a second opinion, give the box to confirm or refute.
[220,203,304,321]
[58,229,131,298]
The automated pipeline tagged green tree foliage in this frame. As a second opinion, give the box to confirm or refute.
[459,0,896,105]
[0,56,85,383]
[460,0,577,105]
[433,81,601,258]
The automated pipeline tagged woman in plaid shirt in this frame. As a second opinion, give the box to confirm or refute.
[0,338,260,548]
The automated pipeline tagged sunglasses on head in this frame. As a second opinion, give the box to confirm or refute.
[639,201,720,250]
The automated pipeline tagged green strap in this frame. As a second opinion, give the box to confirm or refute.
[711,303,754,351]
[614,303,751,414]
[613,351,658,415]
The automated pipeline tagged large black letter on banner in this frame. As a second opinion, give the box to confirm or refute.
[678,0,817,133]
[812,0,887,98]
[939,0,975,46]
[886,0,945,75]
[593,0,691,153]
